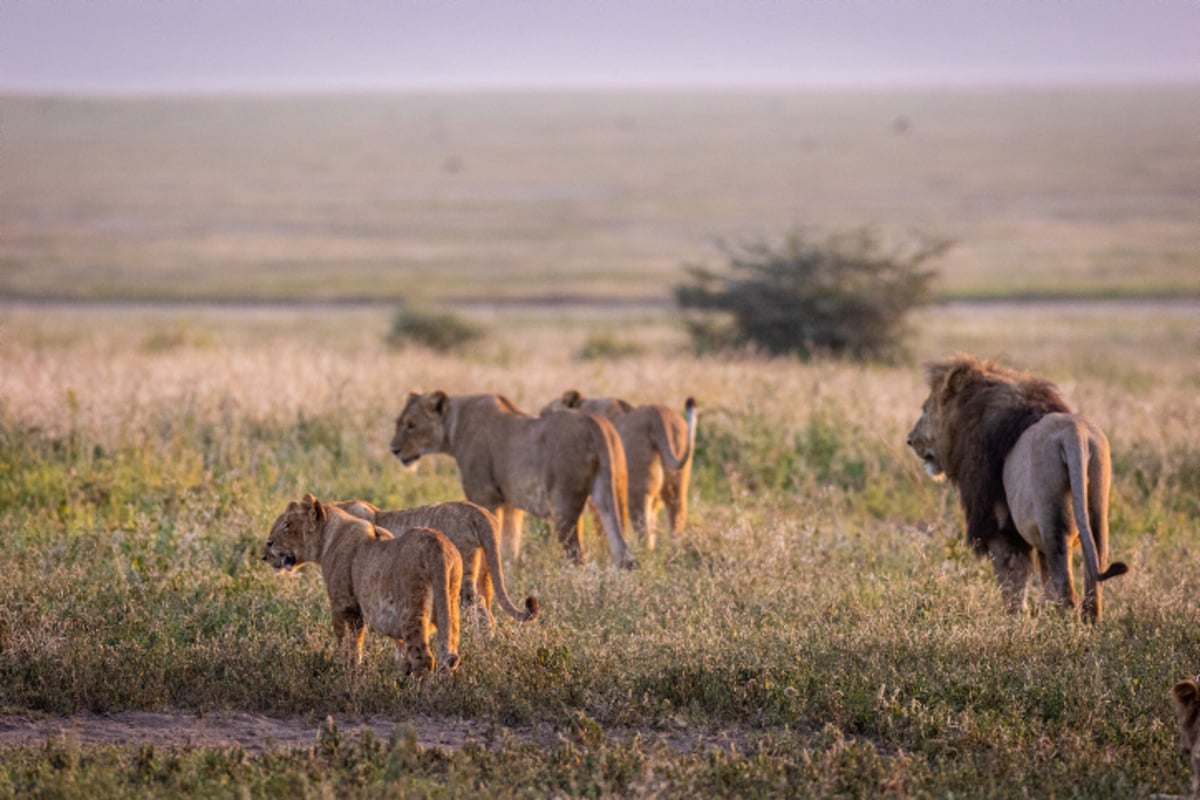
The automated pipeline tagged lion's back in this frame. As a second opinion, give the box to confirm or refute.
[375,503,497,552]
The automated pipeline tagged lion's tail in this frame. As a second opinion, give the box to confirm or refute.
[587,415,635,569]
[652,398,698,471]
[427,534,461,672]
[1065,433,1128,588]
[477,511,539,623]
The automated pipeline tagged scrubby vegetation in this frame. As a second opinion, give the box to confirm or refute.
[676,227,947,361]
[387,306,484,353]
[0,304,1197,798]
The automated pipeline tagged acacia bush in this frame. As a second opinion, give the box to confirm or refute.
[675,227,949,361]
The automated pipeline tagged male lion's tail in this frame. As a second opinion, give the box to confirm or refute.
[586,415,635,569]
[651,398,698,471]
[1065,431,1128,592]
[476,509,539,623]
[425,530,462,672]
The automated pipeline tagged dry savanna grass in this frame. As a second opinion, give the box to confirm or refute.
[0,302,1198,797]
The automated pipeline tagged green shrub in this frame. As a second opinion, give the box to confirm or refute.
[675,227,948,361]
[386,307,483,353]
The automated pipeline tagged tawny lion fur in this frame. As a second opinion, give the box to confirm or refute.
[333,499,538,630]
[543,390,697,549]
[262,493,462,675]
[907,355,1127,621]
[391,391,635,568]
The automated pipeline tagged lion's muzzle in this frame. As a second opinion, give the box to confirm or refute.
[392,448,421,468]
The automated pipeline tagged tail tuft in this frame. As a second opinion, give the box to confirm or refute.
[1099,561,1129,581]
[523,596,541,622]
[684,397,696,413]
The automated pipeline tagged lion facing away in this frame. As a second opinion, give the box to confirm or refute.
[333,499,538,630]
[262,493,462,674]
[543,390,697,549]
[907,355,1127,621]
[391,391,635,569]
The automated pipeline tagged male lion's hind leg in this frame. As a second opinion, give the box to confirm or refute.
[1039,509,1080,618]
[988,537,1033,614]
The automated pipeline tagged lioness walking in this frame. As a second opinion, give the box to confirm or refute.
[391,391,635,569]
[544,390,697,549]
[262,493,462,674]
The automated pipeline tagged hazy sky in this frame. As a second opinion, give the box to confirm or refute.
[2,0,1198,93]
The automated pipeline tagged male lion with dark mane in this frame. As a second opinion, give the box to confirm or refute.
[907,355,1127,621]
[333,499,538,630]
[262,493,462,674]
[391,391,635,569]
[542,391,697,549]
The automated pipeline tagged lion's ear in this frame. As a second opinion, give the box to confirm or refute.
[301,492,317,508]
[308,496,327,523]
[1174,679,1200,711]
[424,390,449,417]
[939,361,977,400]
[561,389,583,408]
[616,398,634,413]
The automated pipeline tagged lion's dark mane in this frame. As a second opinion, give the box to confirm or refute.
[928,356,1071,554]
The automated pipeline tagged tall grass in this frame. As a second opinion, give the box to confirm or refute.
[0,303,1197,797]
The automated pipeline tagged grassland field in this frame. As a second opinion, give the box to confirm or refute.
[0,298,1198,798]
[1,87,1199,798]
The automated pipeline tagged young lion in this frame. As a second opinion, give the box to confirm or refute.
[1174,678,1200,799]
[332,499,539,630]
[262,493,463,675]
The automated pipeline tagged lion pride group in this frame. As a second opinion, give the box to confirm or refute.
[262,356,1198,794]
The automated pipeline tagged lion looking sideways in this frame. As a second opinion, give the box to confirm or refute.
[391,391,635,569]
[907,355,1127,621]
[262,493,462,674]
[544,390,697,549]
[333,499,539,630]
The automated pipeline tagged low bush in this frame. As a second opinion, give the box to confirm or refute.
[675,227,949,361]
[386,307,483,353]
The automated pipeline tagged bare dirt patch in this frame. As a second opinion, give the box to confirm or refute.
[0,711,554,754]
[0,712,752,755]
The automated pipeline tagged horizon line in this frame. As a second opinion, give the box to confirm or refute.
[3,75,1199,100]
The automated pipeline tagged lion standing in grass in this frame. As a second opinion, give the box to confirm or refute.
[262,493,462,674]
[333,499,538,630]
[906,355,1127,620]
[544,391,697,549]
[391,391,635,569]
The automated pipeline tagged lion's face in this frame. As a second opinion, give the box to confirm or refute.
[907,396,945,481]
[390,391,448,467]
[262,502,316,572]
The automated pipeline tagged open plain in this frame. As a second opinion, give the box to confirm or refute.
[1,88,1198,798]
